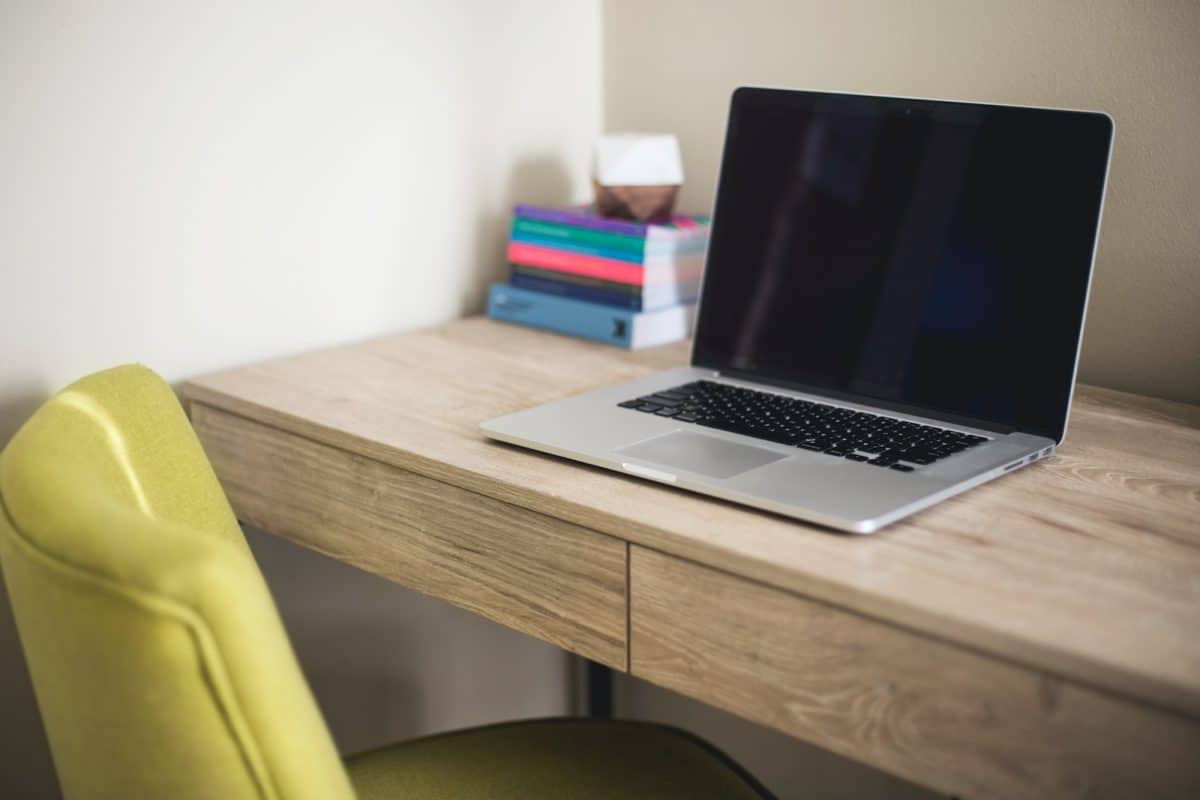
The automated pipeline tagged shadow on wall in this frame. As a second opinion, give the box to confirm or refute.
[0,385,61,798]
[463,155,574,316]
[0,384,52,449]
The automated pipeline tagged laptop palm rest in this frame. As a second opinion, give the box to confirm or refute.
[617,431,788,480]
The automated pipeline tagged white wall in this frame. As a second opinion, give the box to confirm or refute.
[1,0,601,434]
[604,0,1200,405]
[0,2,602,795]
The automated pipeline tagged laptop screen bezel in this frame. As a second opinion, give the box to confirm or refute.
[689,86,1115,444]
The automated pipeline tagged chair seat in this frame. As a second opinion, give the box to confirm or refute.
[344,718,774,800]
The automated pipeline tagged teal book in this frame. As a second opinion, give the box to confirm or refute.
[511,218,707,261]
[486,283,695,349]
[512,218,646,255]
[511,228,645,264]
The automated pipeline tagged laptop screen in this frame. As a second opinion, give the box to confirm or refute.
[692,88,1112,442]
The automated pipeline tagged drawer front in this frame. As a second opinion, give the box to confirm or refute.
[630,546,1200,800]
[193,404,627,669]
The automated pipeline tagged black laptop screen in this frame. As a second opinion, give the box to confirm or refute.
[692,88,1112,442]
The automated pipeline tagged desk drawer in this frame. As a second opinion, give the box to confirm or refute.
[192,404,627,669]
[630,546,1199,800]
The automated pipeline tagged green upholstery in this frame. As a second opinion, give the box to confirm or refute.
[0,365,773,800]
[345,719,771,800]
[0,366,355,800]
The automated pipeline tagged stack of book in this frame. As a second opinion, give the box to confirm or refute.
[487,204,710,349]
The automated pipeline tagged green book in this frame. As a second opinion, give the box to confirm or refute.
[512,218,647,255]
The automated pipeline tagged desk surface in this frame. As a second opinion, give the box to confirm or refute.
[183,317,1200,796]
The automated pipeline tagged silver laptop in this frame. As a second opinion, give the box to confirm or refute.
[482,88,1113,533]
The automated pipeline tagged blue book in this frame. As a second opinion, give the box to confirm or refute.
[510,273,642,311]
[487,284,695,349]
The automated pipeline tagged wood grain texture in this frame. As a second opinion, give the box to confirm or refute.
[181,317,1200,720]
[191,402,627,670]
[630,546,1200,800]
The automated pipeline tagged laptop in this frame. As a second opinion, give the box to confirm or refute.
[481,87,1114,533]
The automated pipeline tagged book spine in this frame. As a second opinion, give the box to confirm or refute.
[510,229,644,264]
[512,218,647,255]
[512,264,641,296]
[488,283,637,347]
[514,204,711,242]
[512,222,707,260]
[507,242,644,285]
[510,266,699,311]
[514,204,649,237]
[509,273,642,311]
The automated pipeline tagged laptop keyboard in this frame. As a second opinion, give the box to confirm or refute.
[618,380,989,471]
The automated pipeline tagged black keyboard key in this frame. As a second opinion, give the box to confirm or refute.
[645,394,682,407]
[619,380,984,467]
[890,464,915,472]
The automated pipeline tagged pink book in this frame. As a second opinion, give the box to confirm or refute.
[508,242,645,285]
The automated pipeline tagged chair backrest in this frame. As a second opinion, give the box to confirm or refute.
[0,365,356,800]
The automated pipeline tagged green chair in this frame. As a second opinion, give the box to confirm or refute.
[0,365,774,799]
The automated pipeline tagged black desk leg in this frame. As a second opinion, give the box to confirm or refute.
[586,660,613,719]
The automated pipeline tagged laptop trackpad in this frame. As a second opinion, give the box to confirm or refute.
[617,431,788,480]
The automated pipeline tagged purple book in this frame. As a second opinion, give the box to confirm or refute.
[514,204,709,240]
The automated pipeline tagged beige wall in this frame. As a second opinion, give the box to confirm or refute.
[605,0,1200,404]
[0,2,601,796]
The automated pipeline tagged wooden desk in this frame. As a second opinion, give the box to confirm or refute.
[183,317,1200,800]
